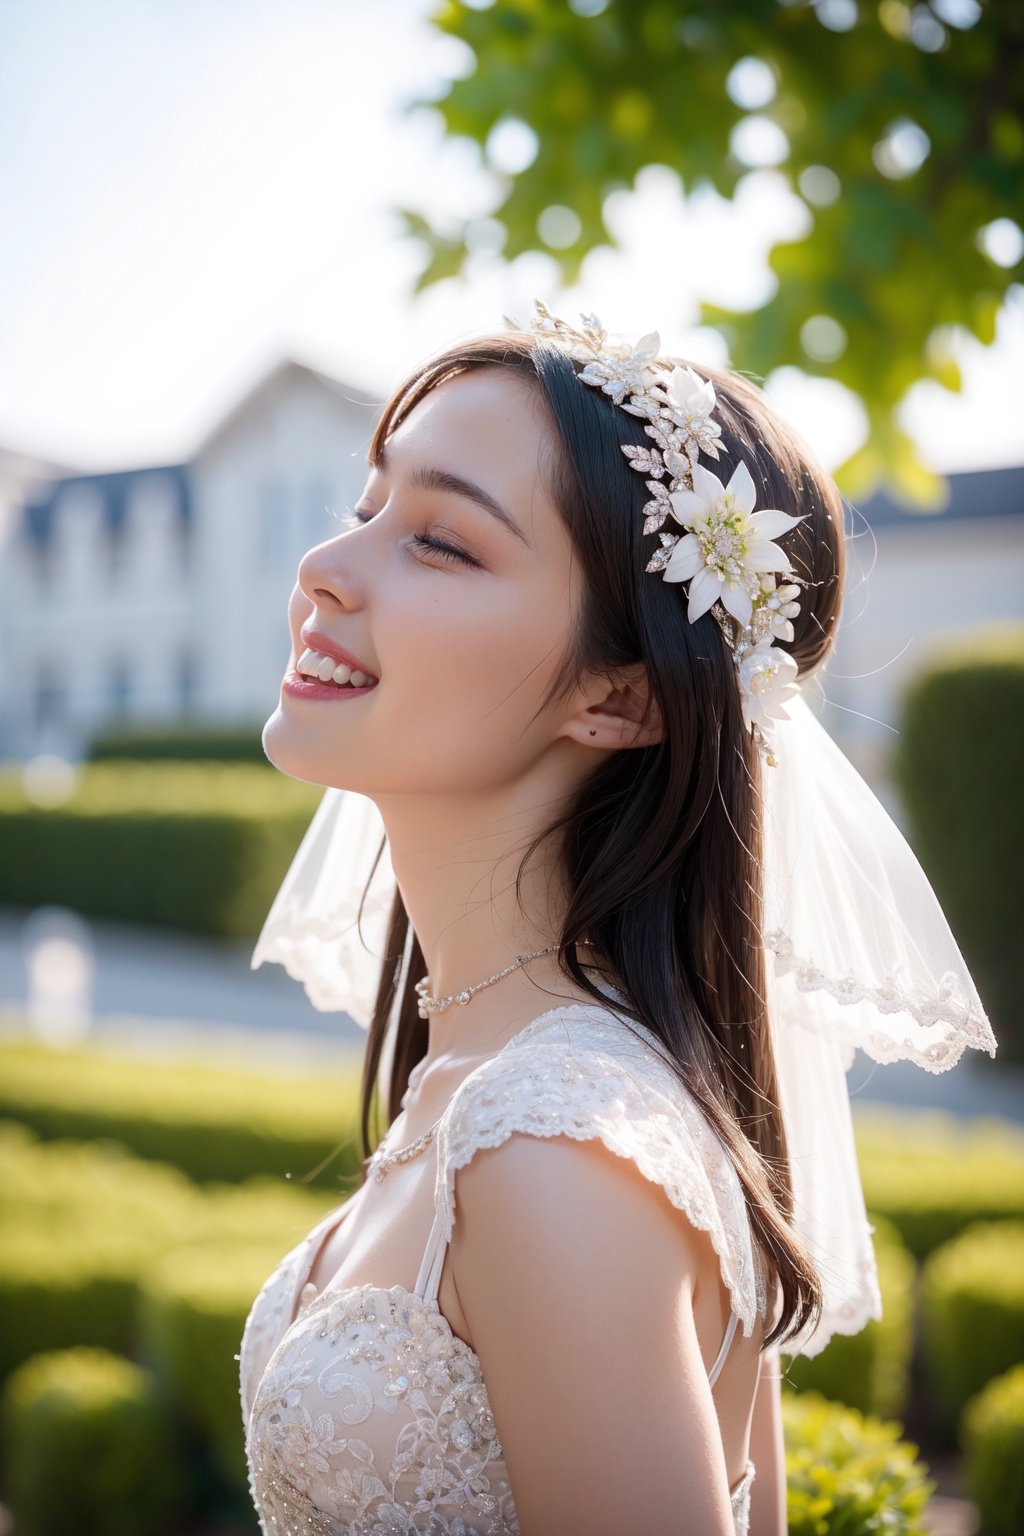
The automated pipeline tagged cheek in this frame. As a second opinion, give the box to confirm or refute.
[383,580,573,748]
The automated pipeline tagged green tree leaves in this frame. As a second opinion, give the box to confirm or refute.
[402,0,1023,502]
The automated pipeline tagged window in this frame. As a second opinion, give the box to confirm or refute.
[33,544,53,596]
[107,529,125,585]
[34,660,64,728]
[259,479,289,567]
[107,658,130,718]
[177,648,196,715]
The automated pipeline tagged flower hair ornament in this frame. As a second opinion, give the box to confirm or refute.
[252,303,997,1360]
[524,301,804,766]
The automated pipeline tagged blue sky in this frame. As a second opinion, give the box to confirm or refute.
[1,0,1021,475]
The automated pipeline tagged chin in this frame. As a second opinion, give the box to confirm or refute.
[261,710,319,784]
[260,712,367,793]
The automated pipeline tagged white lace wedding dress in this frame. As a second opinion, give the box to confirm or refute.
[238,1002,768,1533]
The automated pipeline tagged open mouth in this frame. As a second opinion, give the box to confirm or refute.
[295,648,377,689]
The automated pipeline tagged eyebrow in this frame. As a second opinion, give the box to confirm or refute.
[377,446,529,546]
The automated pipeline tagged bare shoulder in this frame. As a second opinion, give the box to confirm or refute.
[453,1129,714,1295]
[450,1131,736,1536]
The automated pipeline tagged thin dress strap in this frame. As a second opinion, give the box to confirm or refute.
[707,1309,740,1387]
[413,1207,448,1303]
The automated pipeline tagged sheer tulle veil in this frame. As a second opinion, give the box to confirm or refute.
[251,689,996,1357]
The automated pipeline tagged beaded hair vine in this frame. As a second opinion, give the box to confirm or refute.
[521,300,810,767]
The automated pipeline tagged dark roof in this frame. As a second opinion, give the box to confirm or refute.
[14,357,377,550]
[22,463,191,550]
[853,464,1024,530]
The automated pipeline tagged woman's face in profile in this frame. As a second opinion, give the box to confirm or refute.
[262,367,586,799]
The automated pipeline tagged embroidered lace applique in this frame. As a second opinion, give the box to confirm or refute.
[246,1284,515,1534]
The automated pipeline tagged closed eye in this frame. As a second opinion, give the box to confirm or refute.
[340,510,479,568]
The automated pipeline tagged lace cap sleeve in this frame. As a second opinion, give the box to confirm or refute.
[433,1007,767,1337]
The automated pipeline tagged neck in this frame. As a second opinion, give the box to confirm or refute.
[373,777,593,1064]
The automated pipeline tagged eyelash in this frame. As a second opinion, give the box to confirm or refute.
[340,510,479,568]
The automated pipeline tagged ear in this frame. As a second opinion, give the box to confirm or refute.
[560,664,665,752]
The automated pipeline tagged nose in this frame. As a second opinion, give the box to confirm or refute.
[296,535,366,614]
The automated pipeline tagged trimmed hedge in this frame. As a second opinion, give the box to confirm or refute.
[853,1106,1024,1259]
[921,1219,1024,1440]
[780,1212,915,1418]
[138,1237,295,1496]
[0,1124,197,1380]
[88,722,270,762]
[0,1119,338,1385]
[782,1389,934,1533]
[0,759,322,937]
[0,1120,346,1517]
[962,1362,1024,1536]
[0,1035,363,1189]
[892,624,1024,1061]
[2,1346,183,1536]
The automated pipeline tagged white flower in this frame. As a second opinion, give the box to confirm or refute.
[662,460,805,626]
[667,363,716,419]
[664,366,722,457]
[737,640,801,732]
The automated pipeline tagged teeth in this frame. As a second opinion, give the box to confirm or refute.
[296,648,375,688]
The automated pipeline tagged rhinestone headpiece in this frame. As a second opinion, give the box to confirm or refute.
[523,300,809,767]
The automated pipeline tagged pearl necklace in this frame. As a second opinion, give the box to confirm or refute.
[414,942,569,1018]
[367,941,591,1182]
[366,1113,441,1183]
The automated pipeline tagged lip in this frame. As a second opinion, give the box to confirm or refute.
[283,670,377,702]
[297,628,378,682]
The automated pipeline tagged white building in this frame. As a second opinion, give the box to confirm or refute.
[0,361,378,762]
[0,355,1021,780]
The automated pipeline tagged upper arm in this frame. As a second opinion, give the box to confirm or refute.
[450,1131,737,1536]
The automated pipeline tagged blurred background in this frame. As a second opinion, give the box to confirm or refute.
[0,2,1022,1533]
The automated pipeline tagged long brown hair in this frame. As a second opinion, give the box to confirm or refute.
[353,331,844,1354]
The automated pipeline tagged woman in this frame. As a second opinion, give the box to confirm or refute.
[238,306,995,1536]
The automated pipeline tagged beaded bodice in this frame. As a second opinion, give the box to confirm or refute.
[238,1002,763,1534]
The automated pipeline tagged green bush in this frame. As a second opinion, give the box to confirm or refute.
[853,1106,1024,1259]
[0,1217,147,1385]
[780,1212,914,1418]
[0,759,321,937]
[0,1118,346,1517]
[782,1389,934,1534]
[137,1237,297,1498]
[0,1119,338,1384]
[88,723,270,762]
[2,1346,183,1536]
[892,624,1024,1061]
[0,1126,198,1380]
[921,1220,1024,1439]
[0,1036,363,1189]
[962,1362,1024,1536]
